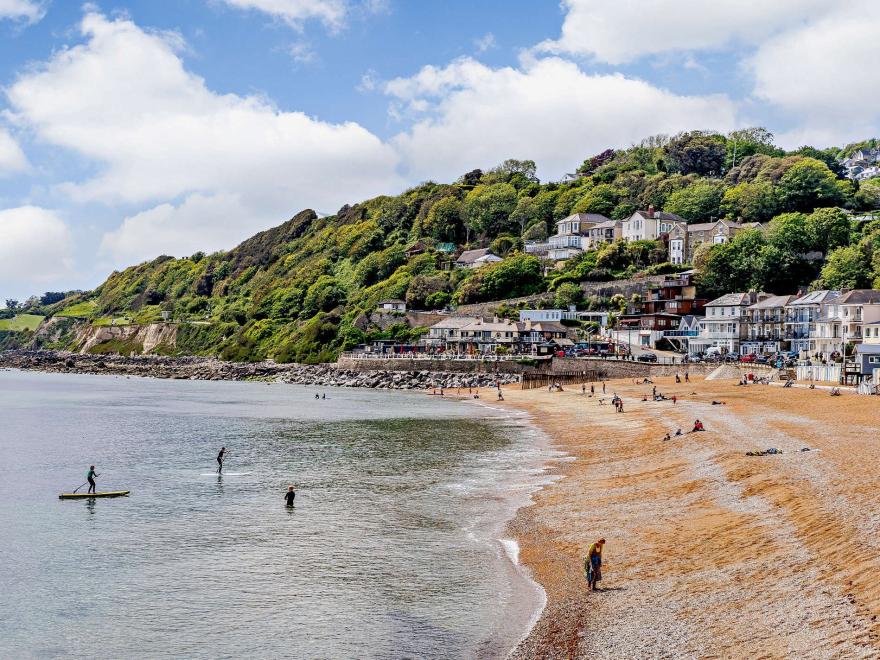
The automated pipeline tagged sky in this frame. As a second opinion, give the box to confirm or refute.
[1,0,879,302]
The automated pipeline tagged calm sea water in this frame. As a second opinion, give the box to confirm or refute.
[0,370,552,659]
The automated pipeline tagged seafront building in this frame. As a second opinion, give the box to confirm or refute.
[742,294,795,355]
[423,316,570,354]
[810,290,880,358]
[546,213,612,261]
[785,290,841,354]
[688,291,768,355]
[620,207,684,242]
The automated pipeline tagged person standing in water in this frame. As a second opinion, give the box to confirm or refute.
[86,465,99,494]
[217,447,226,474]
[285,485,296,506]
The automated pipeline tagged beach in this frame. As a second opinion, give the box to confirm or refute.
[502,376,880,658]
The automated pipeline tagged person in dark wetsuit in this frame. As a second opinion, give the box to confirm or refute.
[217,447,226,473]
[285,485,296,506]
[87,465,99,494]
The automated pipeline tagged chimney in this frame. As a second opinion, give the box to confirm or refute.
[647,204,655,218]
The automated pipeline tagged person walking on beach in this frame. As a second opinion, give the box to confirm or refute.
[685,371,689,383]
[217,447,227,474]
[590,384,595,396]
[602,382,606,394]
[585,538,605,591]
[86,465,99,494]
[284,485,296,506]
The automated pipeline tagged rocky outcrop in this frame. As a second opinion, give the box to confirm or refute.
[73,322,177,354]
[0,350,520,390]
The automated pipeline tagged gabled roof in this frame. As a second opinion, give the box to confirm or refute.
[590,220,620,229]
[632,210,685,222]
[378,298,405,305]
[855,344,880,354]
[707,292,756,306]
[748,294,795,309]
[837,289,880,305]
[789,290,841,306]
[456,248,492,263]
[557,213,611,225]
[429,316,479,329]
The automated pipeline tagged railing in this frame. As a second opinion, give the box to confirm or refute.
[663,330,698,337]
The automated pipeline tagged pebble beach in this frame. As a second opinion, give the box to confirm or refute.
[500,375,880,658]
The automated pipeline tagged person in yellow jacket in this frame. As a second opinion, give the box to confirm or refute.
[584,539,605,591]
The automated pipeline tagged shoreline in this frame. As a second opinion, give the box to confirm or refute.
[498,376,880,657]
[0,349,519,389]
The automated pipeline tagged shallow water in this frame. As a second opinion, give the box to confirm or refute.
[0,370,549,659]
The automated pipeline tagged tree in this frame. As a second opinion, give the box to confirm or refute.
[484,159,539,188]
[457,169,483,187]
[40,292,66,305]
[571,184,620,217]
[725,127,782,169]
[455,253,543,304]
[805,207,850,254]
[816,245,871,290]
[664,180,723,222]
[462,183,518,240]
[405,275,451,309]
[790,146,845,178]
[664,131,727,176]
[554,282,583,309]
[5,299,19,312]
[423,197,463,242]
[778,158,847,212]
[577,148,616,176]
[609,294,627,313]
[511,190,557,236]
[766,212,812,254]
[522,221,548,241]
[720,181,780,222]
[855,177,880,210]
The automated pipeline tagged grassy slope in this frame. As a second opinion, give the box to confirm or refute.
[0,314,44,331]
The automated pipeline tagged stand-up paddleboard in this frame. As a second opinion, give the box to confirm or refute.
[59,491,130,499]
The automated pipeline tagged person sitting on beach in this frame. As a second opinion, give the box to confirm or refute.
[711,400,726,405]
[584,539,605,591]
[675,428,683,436]
[830,387,841,396]
[642,394,648,402]
[692,419,705,432]
[675,374,681,383]
[663,433,671,441]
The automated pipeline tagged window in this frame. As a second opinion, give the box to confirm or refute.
[869,356,880,364]
[713,234,727,244]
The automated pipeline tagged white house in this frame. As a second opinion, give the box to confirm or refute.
[621,207,684,242]
[455,248,502,269]
[547,213,611,261]
[519,307,609,328]
[377,299,406,312]
[785,290,840,354]
[811,290,880,358]
[689,292,768,355]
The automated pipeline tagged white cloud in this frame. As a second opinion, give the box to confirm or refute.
[0,206,74,297]
[220,0,347,31]
[387,56,738,182]
[6,11,402,264]
[538,0,831,65]
[99,193,259,264]
[473,32,496,54]
[0,0,45,24]
[0,127,29,175]
[749,1,880,146]
[287,40,317,63]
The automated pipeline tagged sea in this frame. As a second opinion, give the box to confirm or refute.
[0,369,557,659]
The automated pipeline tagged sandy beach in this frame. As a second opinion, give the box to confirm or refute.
[500,375,880,658]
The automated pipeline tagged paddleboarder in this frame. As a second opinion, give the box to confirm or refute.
[217,447,226,474]
[86,465,99,494]
[285,485,296,506]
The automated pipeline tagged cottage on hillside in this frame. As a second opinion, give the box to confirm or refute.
[455,248,502,269]
[377,299,406,312]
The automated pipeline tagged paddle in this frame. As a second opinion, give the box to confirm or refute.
[71,481,88,494]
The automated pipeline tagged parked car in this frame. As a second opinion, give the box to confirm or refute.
[637,352,658,362]
[740,353,757,363]
[754,355,770,364]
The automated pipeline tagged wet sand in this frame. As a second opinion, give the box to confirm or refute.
[499,376,880,658]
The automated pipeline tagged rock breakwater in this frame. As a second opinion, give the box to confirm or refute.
[0,350,521,389]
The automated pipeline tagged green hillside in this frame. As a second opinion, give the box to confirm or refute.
[14,129,880,363]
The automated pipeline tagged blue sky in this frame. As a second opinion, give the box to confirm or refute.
[0,0,878,301]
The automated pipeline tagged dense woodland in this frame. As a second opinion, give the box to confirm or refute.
[5,129,880,363]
